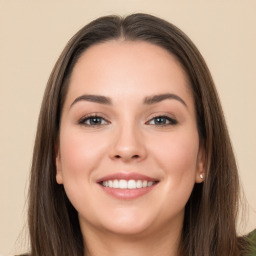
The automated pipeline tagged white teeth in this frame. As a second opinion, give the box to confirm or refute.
[119,179,127,189]
[128,180,136,189]
[101,179,156,189]
[113,179,119,188]
[147,181,153,187]
[136,180,142,188]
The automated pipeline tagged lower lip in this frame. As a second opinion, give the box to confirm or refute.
[99,184,158,200]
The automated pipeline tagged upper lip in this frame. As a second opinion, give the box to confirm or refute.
[96,172,158,183]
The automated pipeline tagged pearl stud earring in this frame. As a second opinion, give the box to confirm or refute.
[200,173,204,179]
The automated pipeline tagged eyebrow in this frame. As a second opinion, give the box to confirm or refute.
[70,94,112,108]
[70,93,187,109]
[144,93,187,107]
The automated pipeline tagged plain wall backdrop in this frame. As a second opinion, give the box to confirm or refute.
[0,0,255,255]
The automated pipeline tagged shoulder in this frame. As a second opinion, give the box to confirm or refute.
[246,229,256,256]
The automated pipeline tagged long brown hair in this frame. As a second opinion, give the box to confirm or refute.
[28,13,248,256]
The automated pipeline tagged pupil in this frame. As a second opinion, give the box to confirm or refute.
[156,117,166,124]
[91,117,101,125]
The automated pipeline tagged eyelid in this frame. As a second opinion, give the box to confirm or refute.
[146,114,178,126]
[78,113,111,126]
[77,112,178,127]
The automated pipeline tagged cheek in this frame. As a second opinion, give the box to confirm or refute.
[149,128,200,197]
[154,130,199,173]
[59,127,108,180]
[148,130,200,217]
[58,128,110,215]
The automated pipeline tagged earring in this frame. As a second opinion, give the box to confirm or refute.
[200,173,204,179]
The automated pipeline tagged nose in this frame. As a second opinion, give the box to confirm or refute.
[109,123,147,162]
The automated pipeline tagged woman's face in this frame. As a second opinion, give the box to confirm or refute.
[56,40,205,237]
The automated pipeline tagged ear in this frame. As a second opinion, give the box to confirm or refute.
[195,142,206,183]
[55,144,63,184]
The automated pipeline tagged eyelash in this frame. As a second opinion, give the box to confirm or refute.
[146,115,178,126]
[78,114,109,127]
[78,114,178,127]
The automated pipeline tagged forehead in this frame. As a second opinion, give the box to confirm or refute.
[66,40,193,107]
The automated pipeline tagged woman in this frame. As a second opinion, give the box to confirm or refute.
[21,13,255,256]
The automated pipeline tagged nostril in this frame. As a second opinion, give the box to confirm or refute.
[113,154,140,160]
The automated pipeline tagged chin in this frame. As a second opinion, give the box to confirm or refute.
[103,219,153,237]
[91,208,157,237]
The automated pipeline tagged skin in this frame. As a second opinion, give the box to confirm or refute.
[56,40,205,256]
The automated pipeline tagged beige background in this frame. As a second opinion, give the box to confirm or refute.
[0,0,255,255]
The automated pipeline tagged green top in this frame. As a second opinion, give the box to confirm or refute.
[15,230,256,256]
[247,229,256,256]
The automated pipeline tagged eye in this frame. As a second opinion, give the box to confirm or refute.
[79,115,109,126]
[146,115,177,126]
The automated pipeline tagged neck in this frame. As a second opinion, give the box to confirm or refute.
[81,221,182,256]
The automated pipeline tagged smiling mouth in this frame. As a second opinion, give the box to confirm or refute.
[97,173,159,199]
[100,179,158,189]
